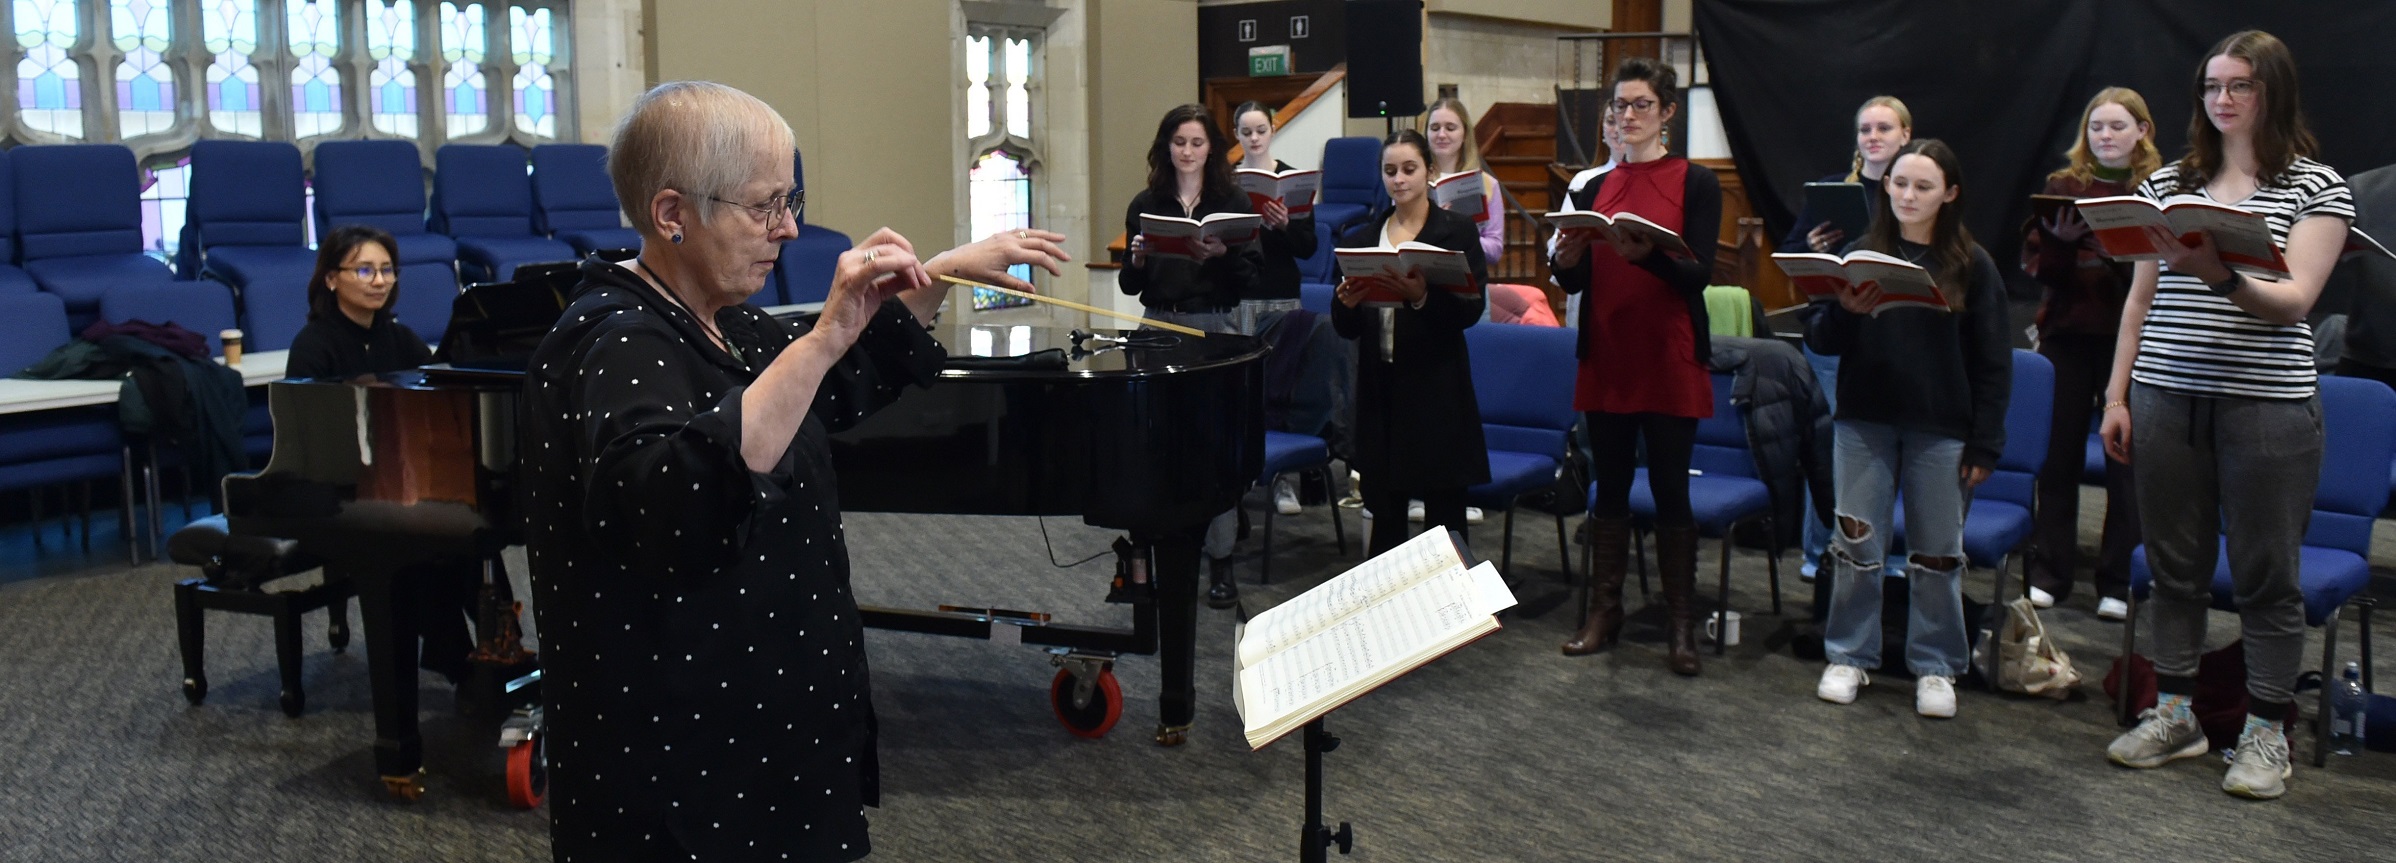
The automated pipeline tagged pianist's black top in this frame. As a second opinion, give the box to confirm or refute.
[521,257,943,863]
[284,311,432,379]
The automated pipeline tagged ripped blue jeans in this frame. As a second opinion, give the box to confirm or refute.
[1823,419,1972,679]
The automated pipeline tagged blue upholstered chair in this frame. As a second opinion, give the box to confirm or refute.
[1255,430,1345,584]
[1313,136,1386,238]
[432,144,578,284]
[1891,349,2052,608]
[1622,372,1783,652]
[0,148,40,296]
[12,144,179,329]
[0,291,138,559]
[1297,283,1336,315]
[2118,375,2392,768]
[1463,322,1579,583]
[530,143,641,256]
[182,140,317,352]
[311,140,458,340]
[770,151,852,306]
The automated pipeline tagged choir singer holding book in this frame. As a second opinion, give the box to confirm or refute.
[520,81,1070,862]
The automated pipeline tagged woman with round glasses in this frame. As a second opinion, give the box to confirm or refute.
[2102,29,2353,801]
[285,224,431,380]
[521,81,1071,861]
[1550,56,1722,676]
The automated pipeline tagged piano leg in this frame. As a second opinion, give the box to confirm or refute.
[1144,530,1201,746]
[350,564,427,800]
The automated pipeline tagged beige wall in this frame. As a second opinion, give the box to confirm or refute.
[1423,12,1584,111]
[1427,0,1604,30]
[1086,0,1201,263]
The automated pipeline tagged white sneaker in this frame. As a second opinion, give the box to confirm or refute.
[1817,665,1868,704]
[2028,586,2056,609]
[1916,675,1957,718]
[1464,506,1484,524]
[2097,597,2129,621]
[1407,500,1425,523]
[1272,477,1302,515]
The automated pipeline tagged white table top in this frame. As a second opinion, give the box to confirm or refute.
[0,349,288,415]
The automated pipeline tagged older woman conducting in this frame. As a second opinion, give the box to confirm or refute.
[521,82,1069,862]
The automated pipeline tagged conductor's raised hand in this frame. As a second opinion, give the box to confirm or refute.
[1833,280,1882,317]
[819,228,929,346]
[923,228,1073,323]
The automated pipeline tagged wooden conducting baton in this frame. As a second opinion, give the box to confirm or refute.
[934,274,1206,337]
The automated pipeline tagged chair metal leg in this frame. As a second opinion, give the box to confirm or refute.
[1552,512,1569,589]
[77,480,92,553]
[2316,609,2341,768]
[1322,467,1346,556]
[119,447,140,566]
[1715,530,1732,657]
[1498,506,1517,580]
[1576,519,1592,624]
[1261,478,1277,586]
[28,487,44,551]
[2362,597,2376,692]
[1764,517,1782,617]
[2118,593,2142,726]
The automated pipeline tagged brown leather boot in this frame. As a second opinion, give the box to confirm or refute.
[1562,516,1631,656]
[1657,522,1703,676]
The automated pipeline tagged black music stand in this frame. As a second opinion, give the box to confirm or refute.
[1302,718,1355,862]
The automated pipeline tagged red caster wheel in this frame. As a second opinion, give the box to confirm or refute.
[1050,665,1123,739]
[506,734,547,809]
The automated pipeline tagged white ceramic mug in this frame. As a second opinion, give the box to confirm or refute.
[1704,610,1742,646]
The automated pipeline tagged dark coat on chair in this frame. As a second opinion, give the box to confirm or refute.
[1330,205,1491,492]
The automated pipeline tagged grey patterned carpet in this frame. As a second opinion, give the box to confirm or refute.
[3,488,2394,863]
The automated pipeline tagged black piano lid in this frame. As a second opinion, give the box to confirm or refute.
[940,325,1265,381]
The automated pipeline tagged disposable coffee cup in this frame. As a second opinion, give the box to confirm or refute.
[1705,610,1742,646]
[221,329,244,366]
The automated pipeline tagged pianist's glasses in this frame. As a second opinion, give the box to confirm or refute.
[349,265,398,281]
[707,188,806,227]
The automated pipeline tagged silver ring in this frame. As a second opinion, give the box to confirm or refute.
[866,248,879,263]
[1016,230,1027,240]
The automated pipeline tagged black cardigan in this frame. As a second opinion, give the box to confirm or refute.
[1804,241,2013,469]
[285,312,433,379]
[1119,187,1264,312]
[1250,159,1320,300]
[1329,204,1491,491]
[1549,157,1722,366]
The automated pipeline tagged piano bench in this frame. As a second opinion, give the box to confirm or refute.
[168,515,352,718]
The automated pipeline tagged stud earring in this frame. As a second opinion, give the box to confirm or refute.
[670,232,683,244]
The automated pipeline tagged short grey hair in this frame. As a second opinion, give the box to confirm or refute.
[606,81,798,235]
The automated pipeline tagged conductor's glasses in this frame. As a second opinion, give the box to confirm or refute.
[709,188,806,227]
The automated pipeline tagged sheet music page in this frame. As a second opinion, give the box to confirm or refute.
[1234,529,1462,668]
[1236,561,1512,741]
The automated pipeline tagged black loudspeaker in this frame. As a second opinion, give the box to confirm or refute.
[1344,0,1424,119]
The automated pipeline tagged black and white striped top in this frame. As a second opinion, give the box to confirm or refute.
[2130,158,2353,399]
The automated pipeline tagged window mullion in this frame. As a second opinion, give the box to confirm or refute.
[412,0,445,146]
[337,0,376,139]
[480,2,515,143]
[258,0,296,141]
[80,0,120,141]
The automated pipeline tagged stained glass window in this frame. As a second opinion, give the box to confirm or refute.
[509,5,555,138]
[967,152,1033,311]
[365,0,418,137]
[15,0,83,138]
[138,159,190,259]
[286,0,343,137]
[440,1,487,137]
[111,0,176,137]
[963,29,1041,311]
[201,0,262,137]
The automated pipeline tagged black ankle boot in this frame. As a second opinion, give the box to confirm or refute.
[1206,555,1239,609]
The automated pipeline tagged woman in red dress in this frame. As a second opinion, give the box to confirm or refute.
[1550,57,1722,675]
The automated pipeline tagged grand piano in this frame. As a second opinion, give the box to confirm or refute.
[222,265,1265,798]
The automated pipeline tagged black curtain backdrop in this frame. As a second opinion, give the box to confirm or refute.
[1697,0,2396,297]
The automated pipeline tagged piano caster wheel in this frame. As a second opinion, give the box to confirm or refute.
[506,734,548,810]
[329,621,350,654]
[382,770,427,802]
[182,676,207,706]
[1154,723,1190,747]
[280,690,304,718]
[1049,666,1122,739]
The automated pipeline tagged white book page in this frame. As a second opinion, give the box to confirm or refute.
[1236,561,1514,740]
[1235,529,1462,668]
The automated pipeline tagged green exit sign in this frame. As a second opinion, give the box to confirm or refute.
[1248,45,1290,77]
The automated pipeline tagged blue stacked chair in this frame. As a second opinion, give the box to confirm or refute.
[771,150,852,306]
[432,144,577,284]
[0,290,138,560]
[0,149,37,295]
[2119,375,2392,768]
[312,140,458,340]
[1462,322,1579,582]
[13,144,180,330]
[1254,430,1345,584]
[1624,371,1783,648]
[1313,136,1386,237]
[530,143,641,257]
[181,140,316,352]
[1889,349,2052,608]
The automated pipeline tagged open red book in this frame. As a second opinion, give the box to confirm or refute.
[1235,167,1321,218]
[2074,195,2290,278]
[1333,242,1479,306]
[1138,212,1263,261]
[1430,171,1488,223]
[1233,529,1515,750]
[1544,207,1696,259]
[1771,250,1951,315]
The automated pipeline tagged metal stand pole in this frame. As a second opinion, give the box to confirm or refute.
[1301,718,1353,862]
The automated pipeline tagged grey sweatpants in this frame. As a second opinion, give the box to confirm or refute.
[2130,382,2323,705]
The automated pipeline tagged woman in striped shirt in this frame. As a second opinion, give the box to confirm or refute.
[2100,30,2354,801]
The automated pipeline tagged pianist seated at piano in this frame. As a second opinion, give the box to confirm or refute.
[284,225,434,381]
[519,80,1070,863]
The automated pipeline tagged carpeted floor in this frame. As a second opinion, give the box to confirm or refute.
[3,488,2394,863]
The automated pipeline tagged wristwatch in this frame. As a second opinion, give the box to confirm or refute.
[2205,271,2245,297]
